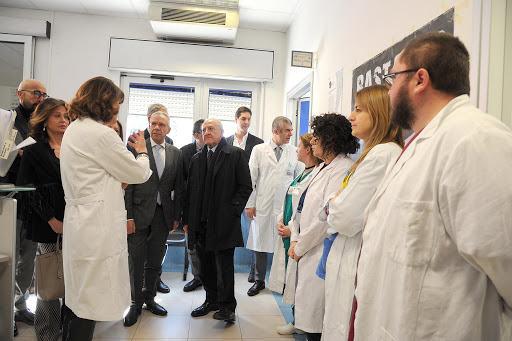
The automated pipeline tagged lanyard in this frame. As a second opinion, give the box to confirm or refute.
[396,128,424,163]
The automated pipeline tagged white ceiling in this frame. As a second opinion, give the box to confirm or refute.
[0,0,302,32]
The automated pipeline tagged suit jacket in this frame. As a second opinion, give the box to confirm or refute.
[144,128,173,145]
[180,141,202,181]
[183,137,252,251]
[226,133,264,161]
[125,139,183,230]
[16,141,65,243]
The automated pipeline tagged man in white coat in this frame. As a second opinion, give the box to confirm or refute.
[350,32,512,340]
[245,116,304,296]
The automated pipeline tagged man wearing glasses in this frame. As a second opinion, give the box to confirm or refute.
[350,33,512,340]
[1,79,48,336]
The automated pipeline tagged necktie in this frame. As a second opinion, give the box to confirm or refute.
[207,149,214,173]
[154,144,164,204]
[274,146,282,162]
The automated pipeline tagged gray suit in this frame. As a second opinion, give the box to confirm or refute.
[124,139,184,306]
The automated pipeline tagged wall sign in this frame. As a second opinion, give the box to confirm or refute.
[351,8,455,109]
[291,51,313,68]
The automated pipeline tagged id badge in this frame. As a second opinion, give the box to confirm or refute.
[288,186,300,196]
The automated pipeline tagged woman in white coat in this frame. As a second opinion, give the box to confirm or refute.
[268,133,321,335]
[60,77,152,341]
[318,85,404,341]
[288,114,359,341]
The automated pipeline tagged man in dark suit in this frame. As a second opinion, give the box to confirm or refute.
[124,111,184,326]
[179,119,204,292]
[143,103,173,145]
[184,118,252,322]
[225,106,263,283]
[1,79,47,336]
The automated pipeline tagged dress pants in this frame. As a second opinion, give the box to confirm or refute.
[35,243,62,341]
[254,251,268,281]
[62,304,95,341]
[128,205,168,307]
[195,231,236,312]
[15,219,38,311]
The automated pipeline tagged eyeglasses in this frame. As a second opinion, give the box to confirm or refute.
[20,90,49,99]
[382,69,420,88]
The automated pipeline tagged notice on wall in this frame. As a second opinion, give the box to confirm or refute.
[351,8,455,109]
[328,69,343,114]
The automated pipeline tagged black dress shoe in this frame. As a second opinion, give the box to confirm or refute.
[157,280,170,293]
[191,301,219,317]
[15,308,35,325]
[183,278,202,292]
[248,267,255,283]
[123,306,141,327]
[212,309,236,322]
[144,299,167,316]
[14,321,18,337]
[247,280,265,296]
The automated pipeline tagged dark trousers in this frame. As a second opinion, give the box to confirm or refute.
[128,205,168,307]
[195,231,236,312]
[62,304,96,341]
[254,251,268,281]
[305,332,322,341]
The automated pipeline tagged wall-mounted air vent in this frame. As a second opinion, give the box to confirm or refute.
[161,8,227,25]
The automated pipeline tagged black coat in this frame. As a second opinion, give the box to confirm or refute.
[226,133,264,161]
[16,141,65,243]
[183,138,252,251]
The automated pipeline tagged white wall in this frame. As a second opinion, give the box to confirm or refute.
[0,7,286,141]
[284,0,474,119]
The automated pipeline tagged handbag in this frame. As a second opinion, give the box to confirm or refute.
[35,234,65,301]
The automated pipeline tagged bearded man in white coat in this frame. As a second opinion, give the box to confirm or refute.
[349,33,512,341]
[245,116,304,296]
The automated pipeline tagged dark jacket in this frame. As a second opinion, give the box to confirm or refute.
[180,141,202,181]
[183,137,252,251]
[16,141,65,243]
[125,139,184,229]
[226,133,264,161]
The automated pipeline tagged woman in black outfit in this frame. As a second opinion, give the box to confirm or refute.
[17,98,70,341]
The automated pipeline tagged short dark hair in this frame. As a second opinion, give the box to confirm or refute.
[68,76,124,122]
[235,106,252,119]
[29,98,68,142]
[400,32,470,96]
[310,113,359,157]
[193,119,204,134]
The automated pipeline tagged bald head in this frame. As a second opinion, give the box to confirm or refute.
[17,79,47,113]
[202,118,224,148]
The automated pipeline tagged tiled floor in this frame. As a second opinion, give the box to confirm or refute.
[15,272,306,340]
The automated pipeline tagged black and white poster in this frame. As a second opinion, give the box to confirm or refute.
[351,8,455,109]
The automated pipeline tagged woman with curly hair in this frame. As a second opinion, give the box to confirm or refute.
[319,85,404,341]
[60,77,152,340]
[287,113,359,341]
[17,98,69,341]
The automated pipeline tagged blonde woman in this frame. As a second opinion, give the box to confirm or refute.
[319,85,404,341]
[268,133,321,335]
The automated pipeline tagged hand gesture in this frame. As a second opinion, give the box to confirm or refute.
[128,130,148,154]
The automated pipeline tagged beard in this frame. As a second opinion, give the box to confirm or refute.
[391,85,415,130]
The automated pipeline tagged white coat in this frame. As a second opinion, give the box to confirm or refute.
[321,142,402,341]
[291,154,353,334]
[354,95,512,340]
[268,168,315,304]
[246,141,304,253]
[60,118,152,321]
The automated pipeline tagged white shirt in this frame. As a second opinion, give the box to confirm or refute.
[150,138,166,164]
[207,144,218,153]
[233,132,249,150]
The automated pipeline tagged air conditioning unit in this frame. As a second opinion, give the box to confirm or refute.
[148,2,239,44]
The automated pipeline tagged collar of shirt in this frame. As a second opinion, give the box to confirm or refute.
[270,139,282,151]
[195,141,202,153]
[150,138,166,150]
[207,144,218,153]
[233,132,249,149]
